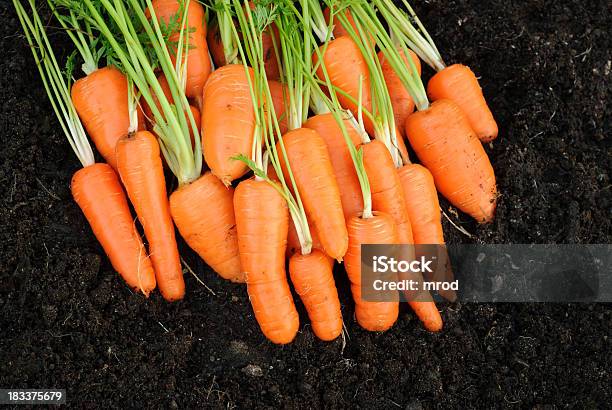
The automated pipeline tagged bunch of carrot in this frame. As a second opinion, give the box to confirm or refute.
[15,0,499,344]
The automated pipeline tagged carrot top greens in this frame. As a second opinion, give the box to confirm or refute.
[14,0,95,168]
[374,0,445,71]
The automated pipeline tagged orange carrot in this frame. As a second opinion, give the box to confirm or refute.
[313,36,375,136]
[257,14,281,81]
[362,140,414,244]
[207,19,226,68]
[71,66,134,170]
[268,80,289,135]
[379,49,421,136]
[398,164,448,328]
[289,249,342,341]
[142,73,201,147]
[427,64,498,142]
[149,0,211,101]
[405,99,497,222]
[344,212,399,331]
[201,64,256,185]
[397,164,444,244]
[304,113,363,220]
[116,131,185,301]
[170,172,244,282]
[72,163,157,295]
[277,128,348,260]
[234,179,299,344]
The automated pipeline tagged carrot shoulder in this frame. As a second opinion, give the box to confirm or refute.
[72,163,156,295]
[405,99,497,223]
[116,131,185,301]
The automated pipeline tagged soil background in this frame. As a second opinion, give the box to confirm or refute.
[1,1,610,408]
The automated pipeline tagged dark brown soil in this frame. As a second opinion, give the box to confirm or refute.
[1,1,610,408]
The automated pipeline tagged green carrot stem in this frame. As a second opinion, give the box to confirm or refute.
[14,0,94,167]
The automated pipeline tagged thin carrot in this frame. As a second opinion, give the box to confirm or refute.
[278,5,343,341]
[73,164,157,295]
[170,172,244,282]
[362,140,414,244]
[148,0,211,102]
[398,163,451,320]
[277,128,348,260]
[304,113,363,220]
[376,0,498,142]
[289,249,342,341]
[234,179,299,344]
[14,0,156,295]
[345,212,399,331]
[201,64,256,185]
[116,131,184,301]
[397,164,443,245]
[379,48,421,136]
[405,99,497,222]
